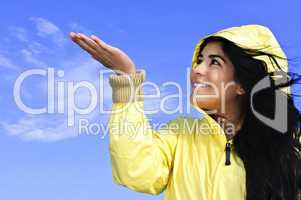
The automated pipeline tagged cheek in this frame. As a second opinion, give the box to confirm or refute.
[217,78,238,102]
[208,71,238,100]
[207,71,226,92]
[223,85,238,102]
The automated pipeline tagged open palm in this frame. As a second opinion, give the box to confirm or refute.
[69,32,136,74]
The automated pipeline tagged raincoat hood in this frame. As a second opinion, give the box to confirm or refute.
[191,24,289,94]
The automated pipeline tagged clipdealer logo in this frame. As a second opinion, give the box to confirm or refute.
[13,67,289,134]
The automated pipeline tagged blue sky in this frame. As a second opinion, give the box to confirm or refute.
[0,0,301,199]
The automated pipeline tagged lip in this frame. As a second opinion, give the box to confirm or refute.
[191,80,211,89]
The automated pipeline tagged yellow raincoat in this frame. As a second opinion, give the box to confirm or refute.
[108,24,288,200]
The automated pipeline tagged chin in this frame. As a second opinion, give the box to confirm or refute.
[190,93,219,112]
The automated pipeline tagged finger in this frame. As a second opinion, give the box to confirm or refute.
[74,38,98,56]
[70,33,114,67]
[69,32,76,39]
[90,35,106,47]
[78,33,116,60]
[70,32,97,53]
[69,32,80,42]
[90,35,115,52]
[77,33,112,59]
[70,33,117,68]
[77,39,112,66]
[77,33,99,49]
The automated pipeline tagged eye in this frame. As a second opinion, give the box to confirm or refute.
[211,59,220,66]
[196,56,203,64]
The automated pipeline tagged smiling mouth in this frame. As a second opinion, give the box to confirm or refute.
[192,82,211,88]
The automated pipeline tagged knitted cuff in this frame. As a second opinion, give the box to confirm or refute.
[109,69,145,103]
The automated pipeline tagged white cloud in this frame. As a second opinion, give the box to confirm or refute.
[21,49,47,67]
[1,106,108,142]
[9,25,51,55]
[1,18,116,142]
[0,54,19,70]
[30,17,60,36]
[27,41,48,54]
[30,17,67,47]
[8,25,50,68]
[10,27,29,42]
[1,115,78,142]
[3,55,113,142]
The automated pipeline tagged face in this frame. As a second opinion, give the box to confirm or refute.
[190,41,244,113]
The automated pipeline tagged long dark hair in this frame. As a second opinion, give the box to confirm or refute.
[198,36,301,200]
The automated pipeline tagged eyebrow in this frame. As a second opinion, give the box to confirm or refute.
[198,54,227,63]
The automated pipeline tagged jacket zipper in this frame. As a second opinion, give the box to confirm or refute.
[225,138,233,166]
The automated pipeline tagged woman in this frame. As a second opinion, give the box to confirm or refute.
[69,24,301,200]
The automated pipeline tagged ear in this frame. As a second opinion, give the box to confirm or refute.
[236,84,245,95]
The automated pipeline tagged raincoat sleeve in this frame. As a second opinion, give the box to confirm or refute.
[108,69,179,195]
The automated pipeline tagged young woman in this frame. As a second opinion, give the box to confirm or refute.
[69,24,301,200]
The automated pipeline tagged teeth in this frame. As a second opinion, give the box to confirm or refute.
[193,82,210,88]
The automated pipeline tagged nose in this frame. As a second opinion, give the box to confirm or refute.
[193,62,208,76]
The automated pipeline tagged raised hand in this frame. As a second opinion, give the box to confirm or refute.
[69,32,136,74]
